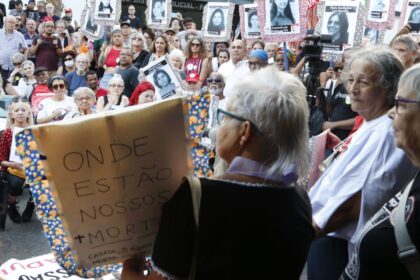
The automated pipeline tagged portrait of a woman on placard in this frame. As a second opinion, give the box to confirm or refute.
[247,10,260,34]
[98,0,113,14]
[409,6,420,24]
[327,11,349,45]
[152,0,166,22]
[270,0,295,27]
[207,8,226,34]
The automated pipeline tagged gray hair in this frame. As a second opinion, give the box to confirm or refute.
[342,47,404,108]
[131,32,146,49]
[76,53,90,62]
[108,74,124,87]
[228,66,310,178]
[169,48,185,61]
[12,53,25,64]
[73,87,96,102]
[22,60,35,69]
[398,63,420,102]
[391,34,417,52]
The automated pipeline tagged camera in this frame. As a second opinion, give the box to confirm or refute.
[302,34,332,75]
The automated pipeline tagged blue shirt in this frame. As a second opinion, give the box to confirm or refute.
[65,71,88,96]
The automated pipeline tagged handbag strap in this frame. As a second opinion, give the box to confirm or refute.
[394,176,420,279]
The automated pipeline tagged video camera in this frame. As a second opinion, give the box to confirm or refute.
[301,34,332,76]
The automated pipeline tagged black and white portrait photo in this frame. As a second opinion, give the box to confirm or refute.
[245,6,260,36]
[141,57,180,100]
[402,1,420,34]
[151,0,166,22]
[84,17,99,35]
[206,7,227,35]
[146,0,170,27]
[320,2,359,52]
[368,0,390,21]
[95,0,117,21]
[264,0,300,35]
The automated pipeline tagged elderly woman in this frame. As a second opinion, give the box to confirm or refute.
[15,60,36,98]
[341,62,420,280]
[307,48,418,280]
[36,75,77,124]
[96,74,129,111]
[64,87,97,119]
[65,53,89,96]
[122,66,314,279]
[8,53,26,87]
[132,32,150,69]
[129,81,156,105]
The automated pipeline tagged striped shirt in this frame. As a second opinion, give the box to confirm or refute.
[0,29,27,71]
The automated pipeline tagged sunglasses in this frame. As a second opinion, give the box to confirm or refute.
[13,63,22,67]
[191,43,201,47]
[132,37,143,40]
[206,78,222,84]
[64,58,73,61]
[52,84,66,90]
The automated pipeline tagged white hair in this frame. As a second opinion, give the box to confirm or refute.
[398,63,420,101]
[108,74,124,86]
[73,87,96,102]
[228,66,310,178]
[169,48,185,62]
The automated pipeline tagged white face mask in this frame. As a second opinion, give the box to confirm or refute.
[64,60,74,67]
[209,87,223,96]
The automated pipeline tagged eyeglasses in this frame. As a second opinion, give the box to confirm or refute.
[395,97,420,114]
[132,37,143,41]
[77,61,89,64]
[191,43,201,47]
[13,63,22,67]
[77,96,93,101]
[11,96,28,103]
[109,84,124,88]
[206,78,222,84]
[52,84,66,90]
[64,58,73,61]
[216,108,260,134]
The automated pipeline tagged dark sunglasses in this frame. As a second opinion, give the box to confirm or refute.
[206,78,222,84]
[64,58,73,61]
[13,62,22,67]
[52,84,66,90]
[191,43,201,47]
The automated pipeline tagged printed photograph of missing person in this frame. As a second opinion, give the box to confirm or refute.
[85,17,98,35]
[270,0,295,27]
[326,12,349,45]
[372,0,386,11]
[409,6,420,24]
[151,0,166,22]
[96,0,116,19]
[207,8,226,34]
[246,9,260,35]
[153,69,176,99]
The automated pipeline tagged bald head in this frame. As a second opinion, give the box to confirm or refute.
[231,40,247,64]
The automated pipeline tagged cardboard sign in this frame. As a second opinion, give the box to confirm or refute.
[29,98,190,269]
[0,254,120,280]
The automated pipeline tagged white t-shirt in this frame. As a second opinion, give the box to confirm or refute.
[37,96,78,122]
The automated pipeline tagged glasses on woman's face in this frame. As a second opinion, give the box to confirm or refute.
[216,108,260,133]
[13,62,22,67]
[394,96,420,114]
[52,84,66,90]
[64,57,73,61]
[109,84,124,88]
[191,42,201,47]
[77,96,93,101]
[132,37,143,41]
[11,96,28,103]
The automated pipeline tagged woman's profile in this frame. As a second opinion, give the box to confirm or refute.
[207,8,225,34]
[326,11,349,45]
[270,0,295,27]
[153,69,176,99]
[248,10,260,33]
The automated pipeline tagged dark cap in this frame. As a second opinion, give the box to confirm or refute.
[120,20,131,27]
[164,28,176,35]
[182,17,193,24]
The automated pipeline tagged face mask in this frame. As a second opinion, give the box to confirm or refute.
[209,88,223,96]
[64,60,74,67]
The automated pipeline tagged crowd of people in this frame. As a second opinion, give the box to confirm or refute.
[0,1,419,280]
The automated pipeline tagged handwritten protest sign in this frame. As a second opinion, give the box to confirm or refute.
[26,97,190,269]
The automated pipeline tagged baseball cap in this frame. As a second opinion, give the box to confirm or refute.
[64,8,72,13]
[164,28,176,35]
[186,71,200,83]
[120,20,130,27]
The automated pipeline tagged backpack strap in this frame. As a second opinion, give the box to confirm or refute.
[394,175,420,279]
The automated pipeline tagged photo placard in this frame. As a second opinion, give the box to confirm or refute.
[259,0,308,43]
[365,0,396,30]
[80,0,104,41]
[140,56,181,100]
[94,0,121,25]
[145,0,172,30]
[202,2,235,42]
[240,4,261,42]
[400,0,420,35]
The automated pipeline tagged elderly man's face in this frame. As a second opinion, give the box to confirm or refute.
[76,91,95,110]
[248,57,267,71]
[5,17,16,31]
[231,40,246,63]
[392,85,420,166]
[207,73,224,96]
[392,42,416,67]
[26,20,36,31]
